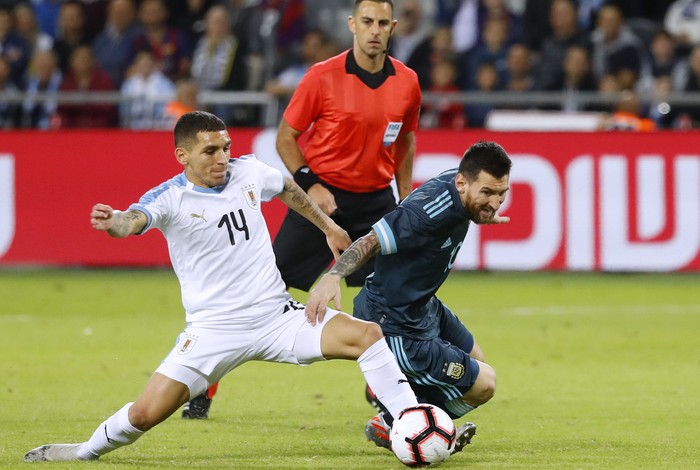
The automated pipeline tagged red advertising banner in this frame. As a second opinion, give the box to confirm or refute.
[1,129,698,271]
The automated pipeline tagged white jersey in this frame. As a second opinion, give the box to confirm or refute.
[130,154,290,324]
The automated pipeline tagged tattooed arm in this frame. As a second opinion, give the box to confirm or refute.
[304,231,380,325]
[90,204,147,238]
[276,177,351,259]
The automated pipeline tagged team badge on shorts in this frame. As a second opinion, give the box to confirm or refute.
[242,184,258,210]
[445,362,465,380]
[176,334,198,355]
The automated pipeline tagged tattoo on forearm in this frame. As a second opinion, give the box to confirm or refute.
[328,234,379,278]
[108,210,142,237]
[284,179,328,231]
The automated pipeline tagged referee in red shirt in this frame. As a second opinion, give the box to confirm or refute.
[273,0,422,291]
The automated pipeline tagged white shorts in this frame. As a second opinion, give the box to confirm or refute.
[155,298,341,398]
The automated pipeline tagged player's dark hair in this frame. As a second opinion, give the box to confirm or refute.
[354,0,394,15]
[173,111,226,148]
[458,141,512,181]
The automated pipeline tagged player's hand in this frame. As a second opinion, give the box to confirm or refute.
[326,224,351,259]
[90,204,115,231]
[489,214,510,224]
[305,274,342,326]
[308,184,338,216]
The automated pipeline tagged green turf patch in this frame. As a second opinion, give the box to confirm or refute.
[1,270,698,469]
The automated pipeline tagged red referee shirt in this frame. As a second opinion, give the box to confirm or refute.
[283,50,422,193]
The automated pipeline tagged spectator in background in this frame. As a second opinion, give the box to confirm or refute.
[92,0,141,87]
[0,55,20,128]
[56,45,117,128]
[225,0,265,87]
[131,0,193,82]
[601,89,656,131]
[535,0,589,91]
[13,3,53,55]
[465,18,509,89]
[664,0,700,52]
[465,61,499,127]
[445,0,522,56]
[264,28,329,119]
[0,7,30,86]
[190,4,250,125]
[53,1,90,74]
[420,57,465,129]
[636,29,685,94]
[504,43,534,92]
[390,0,426,63]
[559,45,597,111]
[589,5,645,88]
[159,77,199,129]
[20,49,62,129]
[478,0,523,47]
[407,26,455,89]
[676,44,700,126]
[120,50,175,129]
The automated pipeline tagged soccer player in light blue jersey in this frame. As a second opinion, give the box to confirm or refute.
[306,141,512,455]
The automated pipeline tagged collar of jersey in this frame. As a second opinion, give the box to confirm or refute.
[345,50,395,89]
[187,171,231,194]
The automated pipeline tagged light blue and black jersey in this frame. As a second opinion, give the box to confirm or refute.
[354,169,471,340]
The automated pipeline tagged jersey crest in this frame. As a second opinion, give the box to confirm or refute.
[242,184,259,210]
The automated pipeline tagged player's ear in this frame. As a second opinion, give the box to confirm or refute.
[174,147,188,165]
[348,15,356,34]
[455,172,468,195]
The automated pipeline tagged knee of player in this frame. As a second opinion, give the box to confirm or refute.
[127,404,159,431]
[361,321,384,346]
[476,364,497,403]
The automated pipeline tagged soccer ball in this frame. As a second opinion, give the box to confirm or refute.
[390,404,456,467]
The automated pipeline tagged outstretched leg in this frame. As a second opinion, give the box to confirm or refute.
[25,373,191,462]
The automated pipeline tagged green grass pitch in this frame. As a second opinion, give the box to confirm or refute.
[1,269,699,469]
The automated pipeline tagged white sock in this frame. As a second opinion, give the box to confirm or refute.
[78,402,144,458]
[357,339,418,420]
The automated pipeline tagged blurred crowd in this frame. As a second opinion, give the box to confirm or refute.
[0,0,699,130]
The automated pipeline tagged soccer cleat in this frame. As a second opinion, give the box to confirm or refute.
[451,421,477,454]
[24,444,97,462]
[365,412,392,450]
[182,394,212,419]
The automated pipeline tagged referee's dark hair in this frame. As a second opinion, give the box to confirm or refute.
[459,141,512,181]
[174,111,226,148]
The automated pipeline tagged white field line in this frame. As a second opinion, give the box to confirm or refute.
[505,304,700,315]
[0,314,33,323]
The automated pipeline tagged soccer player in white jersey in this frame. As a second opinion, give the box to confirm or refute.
[24,111,418,463]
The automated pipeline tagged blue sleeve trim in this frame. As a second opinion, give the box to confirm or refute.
[372,219,397,255]
[127,204,152,235]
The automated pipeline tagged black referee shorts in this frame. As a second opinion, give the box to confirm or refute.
[272,183,397,291]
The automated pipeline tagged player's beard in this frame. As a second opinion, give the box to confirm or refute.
[469,204,495,224]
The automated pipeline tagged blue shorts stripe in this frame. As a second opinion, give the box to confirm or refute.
[388,336,462,401]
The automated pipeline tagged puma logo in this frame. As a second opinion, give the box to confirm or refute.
[190,210,207,222]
